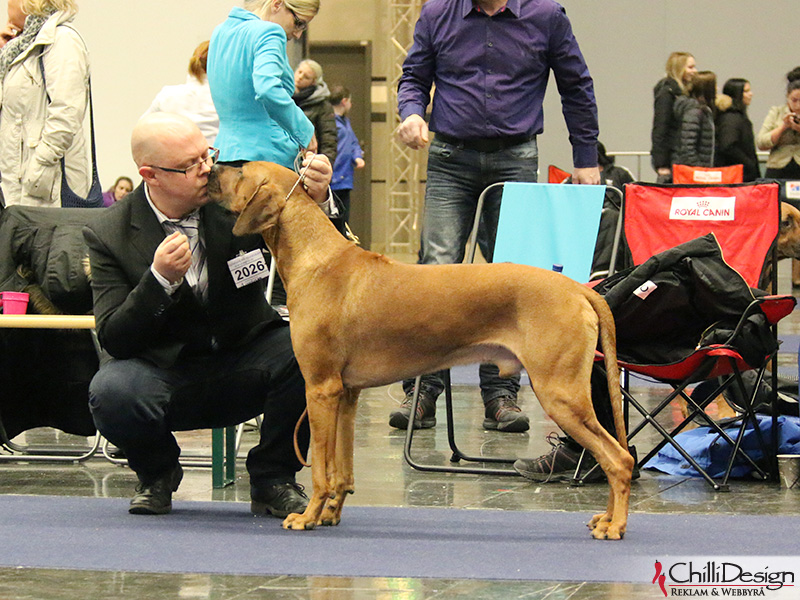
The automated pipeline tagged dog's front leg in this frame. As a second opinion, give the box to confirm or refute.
[320,388,360,526]
[283,378,342,530]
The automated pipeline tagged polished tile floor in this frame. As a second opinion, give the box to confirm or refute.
[1,275,799,599]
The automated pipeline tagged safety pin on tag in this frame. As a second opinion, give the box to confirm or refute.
[227,249,269,289]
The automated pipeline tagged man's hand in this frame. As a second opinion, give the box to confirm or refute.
[396,114,429,150]
[153,231,191,284]
[300,151,333,203]
[572,166,602,185]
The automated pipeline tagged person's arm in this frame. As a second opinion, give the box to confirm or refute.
[716,112,753,169]
[677,106,702,166]
[22,26,89,200]
[396,10,435,149]
[546,6,599,182]
[83,224,188,359]
[251,27,314,149]
[756,105,787,151]
[651,83,677,173]
[317,101,339,164]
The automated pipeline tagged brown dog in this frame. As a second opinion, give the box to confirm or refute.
[778,202,800,262]
[207,161,634,540]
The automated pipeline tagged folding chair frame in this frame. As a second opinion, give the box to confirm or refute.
[402,183,518,475]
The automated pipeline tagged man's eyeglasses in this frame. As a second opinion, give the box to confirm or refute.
[149,147,219,177]
[287,7,309,32]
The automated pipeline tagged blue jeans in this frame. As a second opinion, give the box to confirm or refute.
[89,325,308,486]
[402,137,539,403]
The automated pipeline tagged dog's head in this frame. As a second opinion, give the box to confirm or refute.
[778,202,800,260]
[207,161,297,236]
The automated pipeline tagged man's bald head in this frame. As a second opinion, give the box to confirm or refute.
[131,113,202,168]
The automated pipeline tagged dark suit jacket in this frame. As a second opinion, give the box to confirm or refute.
[82,184,283,368]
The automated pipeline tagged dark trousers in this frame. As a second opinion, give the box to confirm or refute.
[765,159,800,179]
[88,325,309,487]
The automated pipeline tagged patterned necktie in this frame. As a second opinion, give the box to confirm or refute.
[165,213,208,302]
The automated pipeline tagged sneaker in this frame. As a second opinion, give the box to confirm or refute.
[251,481,309,518]
[388,390,437,430]
[514,434,639,483]
[483,395,530,432]
[129,463,183,515]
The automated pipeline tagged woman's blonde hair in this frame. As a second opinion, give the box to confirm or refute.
[665,51,694,93]
[188,41,210,82]
[298,59,323,83]
[245,0,320,20]
[22,0,77,17]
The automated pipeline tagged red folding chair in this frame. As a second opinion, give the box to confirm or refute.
[590,182,795,490]
[547,165,571,184]
[672,164,743,185]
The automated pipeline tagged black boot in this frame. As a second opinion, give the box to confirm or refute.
[129,464,183,515]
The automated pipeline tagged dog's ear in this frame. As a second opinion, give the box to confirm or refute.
[232,180,286,236]
[780,203,798,234]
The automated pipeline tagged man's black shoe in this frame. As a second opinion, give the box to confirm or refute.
[388,389,437,430]
[251,482,309,518]
[129,463,183,515]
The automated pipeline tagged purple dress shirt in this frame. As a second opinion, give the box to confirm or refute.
[397,0,598,167]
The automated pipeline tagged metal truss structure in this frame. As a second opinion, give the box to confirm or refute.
[386,0,425,255]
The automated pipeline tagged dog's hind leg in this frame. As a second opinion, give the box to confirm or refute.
[283,376,343,530]
[320,387,360,526]
[526,351,632,540]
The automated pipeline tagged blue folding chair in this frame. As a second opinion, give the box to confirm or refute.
[403,182,608,475]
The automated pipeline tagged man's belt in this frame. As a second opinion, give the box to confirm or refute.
[434,133,535,153]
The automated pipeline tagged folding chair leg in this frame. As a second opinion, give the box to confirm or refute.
[0,430,101,463]
[623,385,729,491]
[402,372,518,475]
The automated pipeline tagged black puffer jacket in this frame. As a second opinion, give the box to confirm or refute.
[715,95,759,181]
[293,82,338,164]
[651,77,683,170]
[673,96,715,167]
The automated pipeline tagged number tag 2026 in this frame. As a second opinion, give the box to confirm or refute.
[227,249,270,289]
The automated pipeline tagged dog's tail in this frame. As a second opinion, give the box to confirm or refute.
[586,291,628,449]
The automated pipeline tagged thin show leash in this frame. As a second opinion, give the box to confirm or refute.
[289,151,320,468]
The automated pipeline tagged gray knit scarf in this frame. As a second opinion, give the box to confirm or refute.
[0,13,50,83]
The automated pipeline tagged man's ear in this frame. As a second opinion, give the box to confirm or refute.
[139,165,157,186]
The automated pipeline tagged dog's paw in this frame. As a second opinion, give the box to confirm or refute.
[590,520,625,540]
[282,512,317,530]
[588,512,610,529]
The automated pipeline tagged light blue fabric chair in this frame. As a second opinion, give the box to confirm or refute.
[403,182,607,475]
